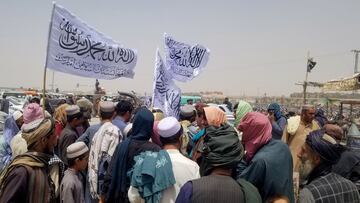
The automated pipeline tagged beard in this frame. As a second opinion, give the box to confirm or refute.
[299,158,315,183]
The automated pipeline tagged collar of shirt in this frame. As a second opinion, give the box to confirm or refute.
[166,149,181,154]
[114,116,125,122]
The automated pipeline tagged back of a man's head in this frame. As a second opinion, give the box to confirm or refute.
[116,100,133,116]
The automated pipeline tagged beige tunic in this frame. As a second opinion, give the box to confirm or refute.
[282,120,319,172]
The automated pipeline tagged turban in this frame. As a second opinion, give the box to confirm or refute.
[268,103,282,120]
[22,118,55,147]
[234,100,253,127]
[204,106,227,128]
[323,124,344,142]
[306,129,344,164]
[239,112,272,162]
[200,124,244,176]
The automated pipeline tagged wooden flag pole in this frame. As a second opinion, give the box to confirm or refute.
[42,2,56,115]
[303,51,310,105]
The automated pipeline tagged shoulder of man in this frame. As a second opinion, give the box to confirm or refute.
[237,178,262,203]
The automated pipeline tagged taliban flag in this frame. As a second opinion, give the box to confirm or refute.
[307,58,316,72]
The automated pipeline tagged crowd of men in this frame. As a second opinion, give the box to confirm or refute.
[0,95,359,203]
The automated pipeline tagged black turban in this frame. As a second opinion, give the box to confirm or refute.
[306,129,344,164]
[200,124,244,176]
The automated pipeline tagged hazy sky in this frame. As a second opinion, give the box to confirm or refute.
[1,0,360,96]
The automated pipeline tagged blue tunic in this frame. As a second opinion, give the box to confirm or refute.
[237,139,294,203]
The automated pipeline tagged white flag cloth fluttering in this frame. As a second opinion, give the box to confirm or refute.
[153,50,181,118]
[164,33,210,82]
[46,4,137,79]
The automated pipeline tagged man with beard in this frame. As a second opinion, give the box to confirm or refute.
[297,130,360,202]
[0,118,57,203]
[282,105,320,172]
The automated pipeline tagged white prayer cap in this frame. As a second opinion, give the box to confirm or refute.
[157,117,181,138]
[100,101,115,113]
[180,105,195,118]
[66,105,81,116]
[12,111,23,121]
[67,142,89,159]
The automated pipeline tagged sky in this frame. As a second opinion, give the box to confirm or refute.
[1,0,360,96]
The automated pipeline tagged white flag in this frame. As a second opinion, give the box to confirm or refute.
[46,4,137,79]
[153,50,181,118]
[164,33,210,82]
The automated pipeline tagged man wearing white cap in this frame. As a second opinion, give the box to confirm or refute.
[88,101,121,201]
[128,116,200,203]
[58,105,84,164]
[60,142,89,203]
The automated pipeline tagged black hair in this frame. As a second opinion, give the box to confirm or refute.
[160,127,183,145]
[67,152,89,167]
[116,100,134,116]
[30,97,40,104]
[67,112,83,123]
[2,95,6,99]
[100,111,113,120]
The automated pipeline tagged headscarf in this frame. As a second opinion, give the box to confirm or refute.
[268,103,282,121]
[2,115,21,167]
[22,118,55,148]
[200,124,244,176]
[306,129,344,164]
[238,112,272,162]
[203,106,227,128]
[22,103,44,128]
[107,107,155,201]
[314,108,328,127]
[234,100,253,127]
[3,116,20,146]
[53,104,69,126]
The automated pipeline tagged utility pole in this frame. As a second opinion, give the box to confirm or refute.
[351,50,360,74]
[303,51,310,105]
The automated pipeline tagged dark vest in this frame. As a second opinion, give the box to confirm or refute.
[191,175,245,203]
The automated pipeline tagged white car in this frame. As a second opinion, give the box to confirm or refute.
[7,96,25,115]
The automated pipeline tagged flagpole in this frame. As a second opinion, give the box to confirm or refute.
[151,49,159,110]
[42,2,56,114]
[303,51,310,105]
